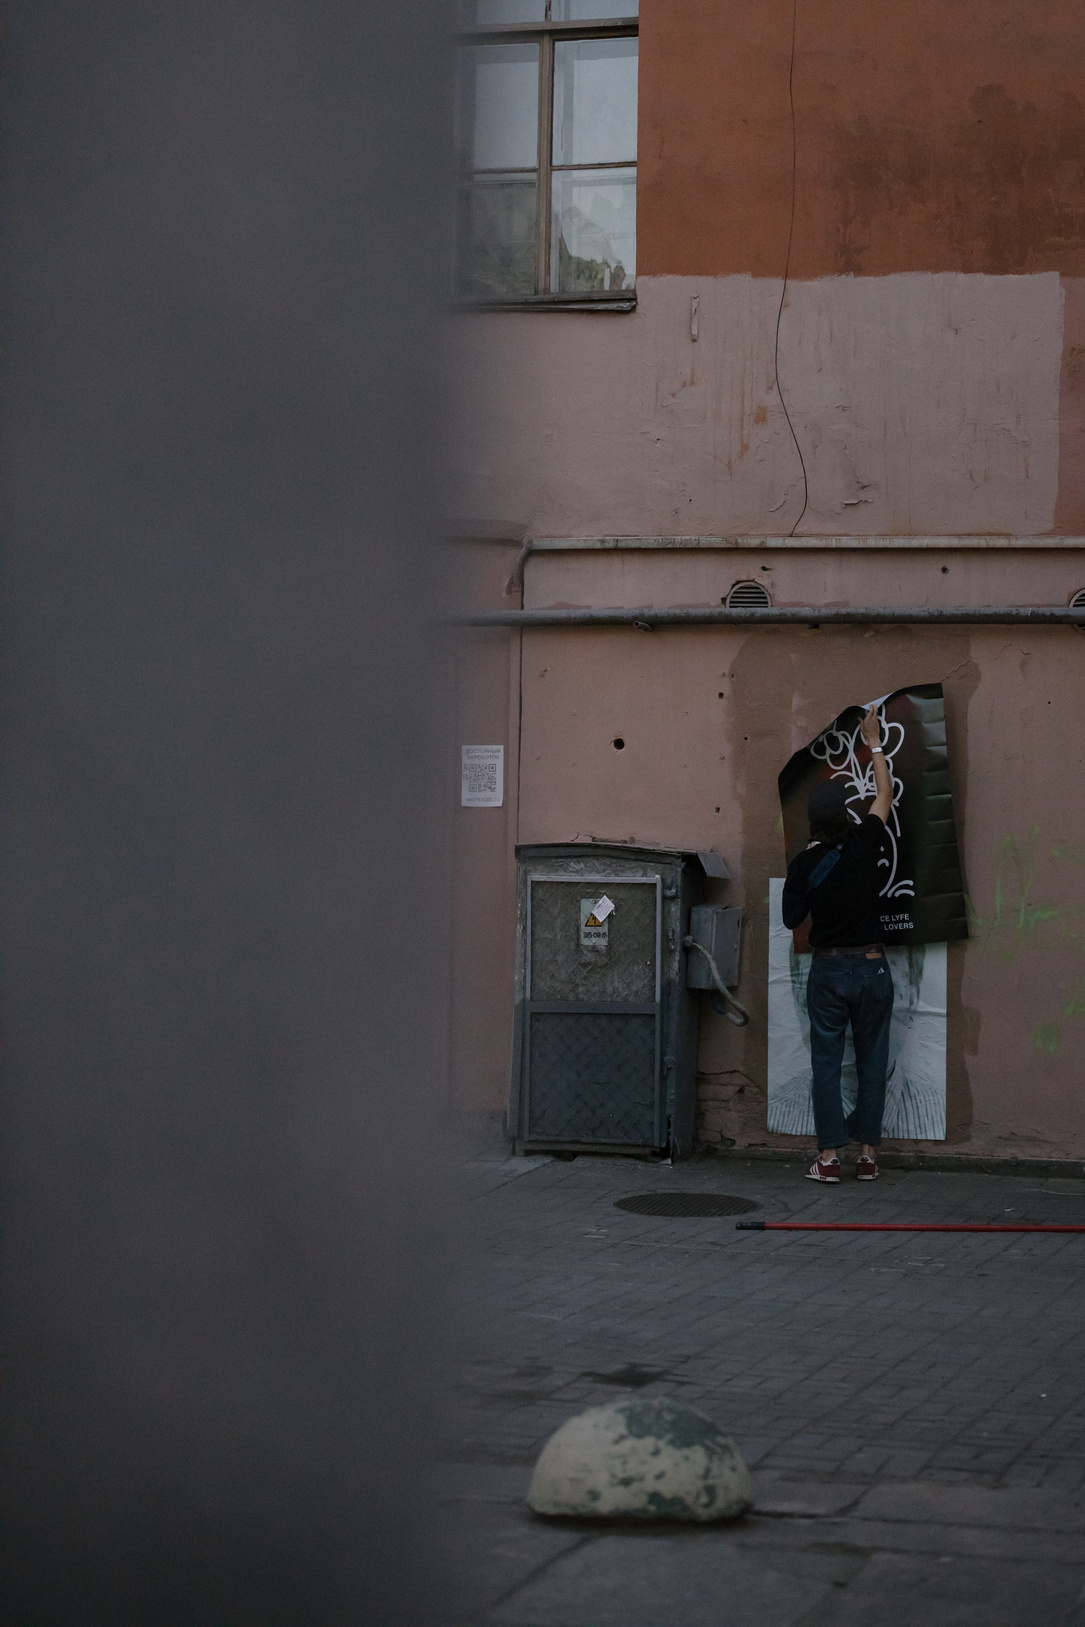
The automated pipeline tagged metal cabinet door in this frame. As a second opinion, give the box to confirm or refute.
[522,875,662,1149]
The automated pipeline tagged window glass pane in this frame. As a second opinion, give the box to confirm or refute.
[458,176,538,297]
[552,38,637,167]
[551,167,635,293]
[552,0,638,16]
[460,43,539,171]
[467,0,547,20]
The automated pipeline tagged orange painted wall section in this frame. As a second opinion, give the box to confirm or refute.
[638,0,1085,278]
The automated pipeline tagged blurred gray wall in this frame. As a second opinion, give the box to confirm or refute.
[1,4,449,1621]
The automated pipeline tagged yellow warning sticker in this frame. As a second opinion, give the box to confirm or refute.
[580,897,610,950]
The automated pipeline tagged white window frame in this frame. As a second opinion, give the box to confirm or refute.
[455,4,639,311]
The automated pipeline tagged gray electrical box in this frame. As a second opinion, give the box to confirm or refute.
[510,843,727,1159]
[685,904,743,991]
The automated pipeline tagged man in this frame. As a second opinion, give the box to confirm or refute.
[767,940,946,1141]
[781,705,893,1182]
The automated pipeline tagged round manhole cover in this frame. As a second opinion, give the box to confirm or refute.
[614,1192,761,1217]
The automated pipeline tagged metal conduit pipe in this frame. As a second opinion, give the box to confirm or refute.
[460,605,1085,629]
[683,936,750,1027]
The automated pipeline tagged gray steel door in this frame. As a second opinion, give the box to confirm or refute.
[523,874,662,1147]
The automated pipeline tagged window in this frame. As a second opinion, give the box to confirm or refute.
[456,2,638,309]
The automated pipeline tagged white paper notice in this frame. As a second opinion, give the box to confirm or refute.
[461,745,504,807]
[591,895,615,922]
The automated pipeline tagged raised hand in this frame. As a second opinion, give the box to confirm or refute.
[860,704,883,750]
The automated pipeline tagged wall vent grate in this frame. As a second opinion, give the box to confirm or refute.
[725,580,772,609]
[1071,589,1085,634]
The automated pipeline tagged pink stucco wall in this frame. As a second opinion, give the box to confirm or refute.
[451,544,1085,1161]
[450,275,1067,541]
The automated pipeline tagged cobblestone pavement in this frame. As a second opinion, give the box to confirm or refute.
[441,1151,1085,1625]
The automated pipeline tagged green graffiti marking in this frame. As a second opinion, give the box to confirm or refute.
[1065,986,1085,1020]
[993,829,1061,934]
[971,828,1085,965]
[965,836,1085,1052]
[1034,1021,1060,1054]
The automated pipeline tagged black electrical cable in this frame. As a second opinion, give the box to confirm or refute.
[772,0,809,537]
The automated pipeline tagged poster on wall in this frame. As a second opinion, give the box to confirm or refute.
[777,682,967,946]
[767,880,948,1140]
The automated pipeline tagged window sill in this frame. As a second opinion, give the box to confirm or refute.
[453,293,637,314]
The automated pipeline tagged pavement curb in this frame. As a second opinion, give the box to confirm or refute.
[698,1145,1085,1180]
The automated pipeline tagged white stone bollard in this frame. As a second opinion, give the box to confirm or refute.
[527,1397,753,1522]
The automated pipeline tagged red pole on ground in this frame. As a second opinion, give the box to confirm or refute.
[736,1221,1085,1232]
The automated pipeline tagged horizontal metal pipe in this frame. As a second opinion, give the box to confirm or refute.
[460,605,1085,628]
[736,1221,1085,1232]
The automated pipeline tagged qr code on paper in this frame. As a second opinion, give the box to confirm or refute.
[465,760,498,796]
[461,745,503,807]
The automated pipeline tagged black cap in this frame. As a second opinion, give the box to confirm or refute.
[808,780,850,825]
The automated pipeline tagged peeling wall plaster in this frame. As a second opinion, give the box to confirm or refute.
[451,273,1063,540]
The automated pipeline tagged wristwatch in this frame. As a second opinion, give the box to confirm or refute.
[870,746,884,754]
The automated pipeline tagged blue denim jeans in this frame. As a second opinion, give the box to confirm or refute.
[807,951,894,1150]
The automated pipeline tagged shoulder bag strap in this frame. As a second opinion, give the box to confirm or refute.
[808,843,844,889]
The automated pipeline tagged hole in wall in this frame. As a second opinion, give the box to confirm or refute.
[612,737,625,750]
[941,566,949,574]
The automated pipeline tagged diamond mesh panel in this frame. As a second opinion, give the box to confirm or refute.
[527,1012,657,1144]
[530,881,656,1002]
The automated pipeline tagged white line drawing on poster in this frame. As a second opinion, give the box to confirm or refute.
[808,703,914,900]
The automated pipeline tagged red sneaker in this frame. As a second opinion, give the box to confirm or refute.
[855,1154,879,1181]
[805,1155,841,1183]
